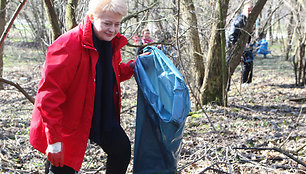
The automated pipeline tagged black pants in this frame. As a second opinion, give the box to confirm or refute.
[48,164,77,174]
[47,124,131,174]
[242,61,253,83]
[100,124,131,174]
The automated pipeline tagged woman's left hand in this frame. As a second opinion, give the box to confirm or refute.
[131,52,151,68]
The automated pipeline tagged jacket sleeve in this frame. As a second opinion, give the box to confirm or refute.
[118,59,135,82]
[36,38,80,145]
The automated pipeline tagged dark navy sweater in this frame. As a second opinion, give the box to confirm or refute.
[89,29,117,145]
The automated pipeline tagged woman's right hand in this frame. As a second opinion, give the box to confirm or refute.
[46,142,64,167]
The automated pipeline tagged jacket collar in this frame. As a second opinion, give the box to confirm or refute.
[80,15,127,52]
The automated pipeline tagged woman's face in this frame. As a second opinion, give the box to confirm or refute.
[90,11,122,41]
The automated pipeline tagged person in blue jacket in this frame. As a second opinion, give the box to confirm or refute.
[255,33,271,58]
[226,1,254,87]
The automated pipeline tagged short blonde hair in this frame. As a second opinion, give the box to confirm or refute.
[242,0,253,14]
[88,0,127,16]
[243,0,252,6]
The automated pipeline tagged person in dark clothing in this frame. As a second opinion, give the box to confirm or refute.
[226,1,254,87]
[242,44,255,84]
[29,0,149,173]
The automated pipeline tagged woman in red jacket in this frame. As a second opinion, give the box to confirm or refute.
[29,0,145,173]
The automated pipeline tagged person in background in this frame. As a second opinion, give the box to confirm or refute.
[241,42,255,84]
[136,28,153,55]
[29,0,148,173]
[226,1,254,88]
[255,32,271,58]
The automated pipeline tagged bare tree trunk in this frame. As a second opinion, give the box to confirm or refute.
[300,34,305,86]
[296,33,305,86]
[227,0,267,78]
[276,13,284,51]
[267,1,273,44]
[65,0,78,31]
[0,0,6,90]
[181,0,205,90]
[200,0,229,105]
[255,13,262,38]
[44,0,61,42]
[292,2,305,86]
[285,11,294,61]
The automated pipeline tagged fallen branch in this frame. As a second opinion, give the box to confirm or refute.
[121,105,136,114]
[0,77,35,104]
[289,97,306,102]
[296,143,306,154]
[199,162,231,174]
[177,149,208,172]
[233,146,306,168]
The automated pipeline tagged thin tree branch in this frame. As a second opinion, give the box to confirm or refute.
[0,0,27,48]
[0,77,34,104]
[121,1,159,23]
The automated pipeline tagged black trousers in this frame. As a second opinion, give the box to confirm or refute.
[100,124,131,174]
[48,164,77,174]
[242,61,253,83]
[47,124,131,174]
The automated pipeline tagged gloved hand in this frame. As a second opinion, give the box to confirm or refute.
[131,52,151,68]
[46,142,64,167]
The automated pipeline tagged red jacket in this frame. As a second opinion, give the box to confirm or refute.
[29,15,134,171]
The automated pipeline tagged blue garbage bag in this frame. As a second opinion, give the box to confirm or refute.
[133,46,191,174]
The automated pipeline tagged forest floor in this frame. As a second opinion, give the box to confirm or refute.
[0,44,305,174]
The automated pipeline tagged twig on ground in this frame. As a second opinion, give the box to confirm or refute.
[279,132,293,149]
[177,148,209,172]
[233,146,306,168]
[296,143,306,154]
[296,106,305,123]
[226,147,233,173]
[199,162,231,174]
[289,97,306,102]
[121,105,136,114]
[233,104,256,112]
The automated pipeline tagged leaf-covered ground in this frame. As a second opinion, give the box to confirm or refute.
[0,44,305,173]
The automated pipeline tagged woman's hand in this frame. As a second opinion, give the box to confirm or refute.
[46,142,64,167]
[139,52,151,56]
[131,52,151,68]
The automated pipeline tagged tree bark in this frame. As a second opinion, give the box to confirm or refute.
[267,1,273,44]
[292,2,305,86]
[65,0,78,31]
[297,33,305,86]
[181,0,205,89]
[285,12,294,61]
[43,0,61,42]
[200,0,229,105]
[0,0,6,90]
